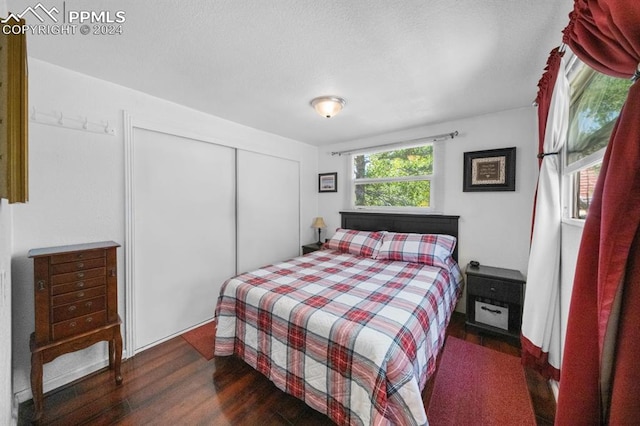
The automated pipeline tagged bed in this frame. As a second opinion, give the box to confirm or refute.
[214,212,462,425]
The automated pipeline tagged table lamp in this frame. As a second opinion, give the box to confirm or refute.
[311,217,327,244]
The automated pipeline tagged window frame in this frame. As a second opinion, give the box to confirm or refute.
[349,141,439,212]
[561,55,624,224]
[562,146,606,225]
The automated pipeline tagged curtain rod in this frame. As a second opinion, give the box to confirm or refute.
[330,130,459,156]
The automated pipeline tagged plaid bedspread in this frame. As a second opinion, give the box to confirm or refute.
[214,249,463,425]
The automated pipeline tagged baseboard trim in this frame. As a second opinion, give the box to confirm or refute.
[14,349,129,404]
[131,318,216,356]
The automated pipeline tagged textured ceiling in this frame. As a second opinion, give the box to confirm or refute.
[7,0,573,145]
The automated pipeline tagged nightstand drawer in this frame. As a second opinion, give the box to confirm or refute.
[475,300,509,330]
[467,276,521,304]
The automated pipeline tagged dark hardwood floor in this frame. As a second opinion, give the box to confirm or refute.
[19,312,556,425]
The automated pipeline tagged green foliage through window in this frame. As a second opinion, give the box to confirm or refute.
[567,68,631,165]
[565,63,629,219]
[353,145,433,208]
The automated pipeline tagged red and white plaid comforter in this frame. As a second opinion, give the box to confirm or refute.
[214,249,463,425]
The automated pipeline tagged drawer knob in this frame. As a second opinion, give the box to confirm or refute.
[85,301,92,308]
[70,321,77,328]
[76,281,85,288]
[68,305,77,311]
[77,262,85,268]
[77,272,85,278]
[37,280,46,291]
[86,317,93,323]
[490,287,496,292]
[77,253,84,259]
[77,292,85,298]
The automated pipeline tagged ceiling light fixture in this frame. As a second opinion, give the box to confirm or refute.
[310,96,346,118]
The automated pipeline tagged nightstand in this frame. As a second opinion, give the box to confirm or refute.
[302,242,323,254]
[465,264,525,344]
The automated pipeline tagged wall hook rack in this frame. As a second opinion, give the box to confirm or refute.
[30,107,116,137]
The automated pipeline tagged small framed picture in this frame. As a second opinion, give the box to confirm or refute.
[318,172,337,193]
[463,147,516,192]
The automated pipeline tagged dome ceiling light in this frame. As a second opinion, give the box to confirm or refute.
[310,96,346,118]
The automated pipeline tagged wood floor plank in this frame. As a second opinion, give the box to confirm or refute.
[19,312,556,425]
[124,348,205,410]
[73,401,131,426]
[43,339,198,425]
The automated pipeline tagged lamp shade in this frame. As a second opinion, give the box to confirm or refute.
[311,217,326,229]
[310,96,345,118]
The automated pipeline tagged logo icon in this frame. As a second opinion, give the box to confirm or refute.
[1,3,59,23]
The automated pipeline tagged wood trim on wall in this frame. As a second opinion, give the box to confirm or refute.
[0,19,29,203]
[123,111,136,356]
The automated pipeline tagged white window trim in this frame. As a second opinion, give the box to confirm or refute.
[349,142,439,212]
[562,142,606,225]
[354,175,434,184]
[561,55,608,224]
[564,147,606,175]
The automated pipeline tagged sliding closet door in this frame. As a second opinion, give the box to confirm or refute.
[132,128,235,351]
[237,151,300,273]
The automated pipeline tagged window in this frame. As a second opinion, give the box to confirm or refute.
[352,144,434,209]
[563,62,630,219]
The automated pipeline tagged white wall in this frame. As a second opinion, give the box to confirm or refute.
[0,200,14,424]
[10,58,318,402]
[317,107,539,311]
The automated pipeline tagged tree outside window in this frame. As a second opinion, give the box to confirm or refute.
[565,64,631,219]
[353,145,433,208]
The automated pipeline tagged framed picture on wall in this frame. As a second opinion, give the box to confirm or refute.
[318,172,338,193]
[463,147,516,192]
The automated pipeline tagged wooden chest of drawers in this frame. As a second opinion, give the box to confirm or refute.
[28,241,123,422]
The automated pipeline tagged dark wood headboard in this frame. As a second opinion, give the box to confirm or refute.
[340,211,460,261]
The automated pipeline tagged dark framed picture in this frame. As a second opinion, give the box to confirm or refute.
[463,147,516,192]
[318,172,337,193]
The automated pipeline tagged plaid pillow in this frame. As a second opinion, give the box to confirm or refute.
[324,228,384,258]
[375,232,457,265]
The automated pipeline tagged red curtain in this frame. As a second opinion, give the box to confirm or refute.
[556,1,640,424]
